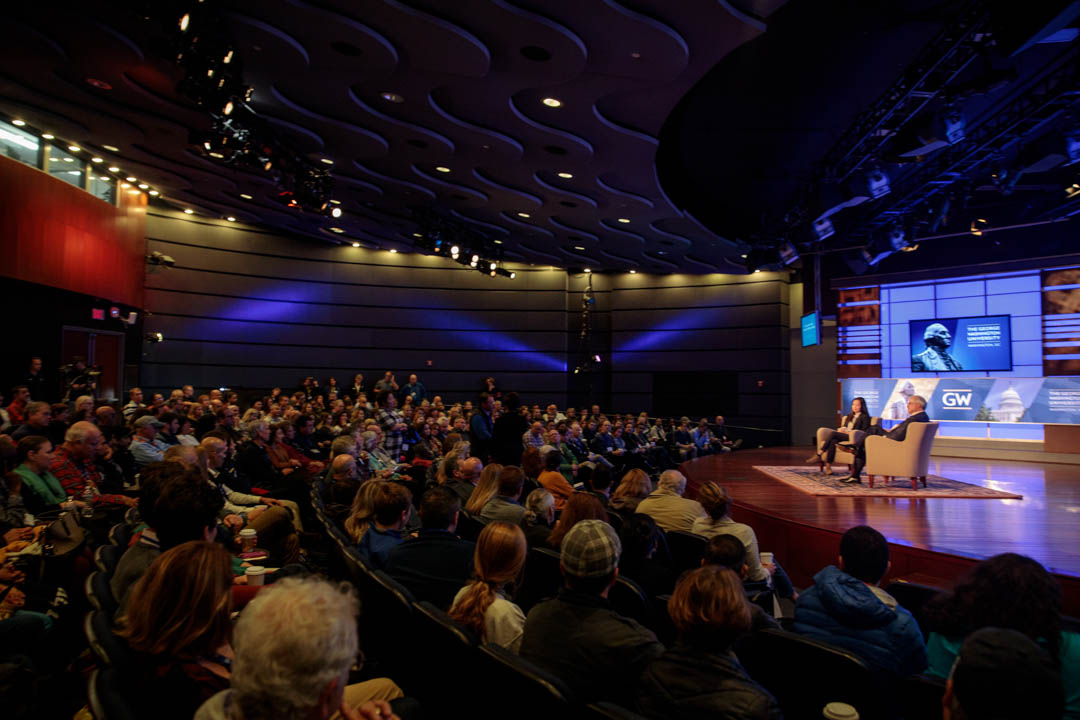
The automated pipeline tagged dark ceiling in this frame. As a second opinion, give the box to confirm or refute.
[0,0,793,273]
[3,1,1077,275]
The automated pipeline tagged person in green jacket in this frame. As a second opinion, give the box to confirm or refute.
[9,435,86,516]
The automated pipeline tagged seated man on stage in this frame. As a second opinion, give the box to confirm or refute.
[807,397,870,476]
[842,395,929,485]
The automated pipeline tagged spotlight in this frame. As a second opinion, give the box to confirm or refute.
[1065,128,1080,166]
[223,100,234,116]
[584,268,592,273]
[12,119,26,126]
[970,218,988,236]
[629,269,637,274]
[179,13,190,31]
[42,133,54,139]
[450,245,460,255]
[68,145,81,152]
[109,306,120,318]
[352,242,360,247]
[943,106,965,145]
[184,209,194,214]
[145,332,164,343]
[777,240,799,266]
[489,261,497,270]
[866,166,890,199]
[813,217,835,241]
[108,166,119,172]
[331,207,342,218]
[389,248,398,253]
[126,176,137,182]
[542,98,562,108]
[471,254,479,263]
[149,190,159,196]
[490,269,496,277]
[91,157,103,164]
[510,271,516,279]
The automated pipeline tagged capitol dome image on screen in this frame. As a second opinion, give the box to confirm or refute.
[995,384,1025,423]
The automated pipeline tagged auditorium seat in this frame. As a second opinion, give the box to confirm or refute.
[900,673,946,720]
[86,570,119,619]
[608,575,652,626]
[87,667,138,720]
[517,547,563,612]
[664,530,708,572]
[734,628,879,719]
[84,611,132,670]
[456,512,486,542]
[651,594,677,646]
[361,571,417,675]
[476,643,576,719]
[107,522,132,549]
[94,544,123,578]
[884,580,942,640]
[411,601,478,700]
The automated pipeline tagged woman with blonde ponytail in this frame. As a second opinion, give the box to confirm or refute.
[449,521,527,653]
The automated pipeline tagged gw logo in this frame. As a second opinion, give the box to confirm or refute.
[942,390,973,408]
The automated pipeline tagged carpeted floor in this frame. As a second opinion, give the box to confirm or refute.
[752,465,1023,499]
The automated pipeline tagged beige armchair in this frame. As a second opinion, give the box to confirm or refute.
[864,422,939,490]
[834,416,880,469]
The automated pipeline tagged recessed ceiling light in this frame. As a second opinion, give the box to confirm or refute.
[740,254,748,258]
[63,157,73,163]
[352,242,360,247]
[584,268,592,273]
[102,144,119,152]
[138,183,148,189]
[435,166,451,173]
[209,151,224,159]
[493,239,502,244]
[557,172,573,179]
[148,190,159,196]
[389,248,398,253]
[629,269,637,273]
[331,207,343,218]
[128,189,140,195]
[91,157,103,163]
[41,133,54,139]
[68,145,81,152]
[573,246,585,250]
[120,182,129,188]
[226,216,236,222]
[617,218,630,223]
[330,227,344,233]
[126,176,137,182]
[542,98,562,108]
[517,212,530,218]
[12,119,26,126]
[320,158,334,165]
[381,92,405,103]
[240,193,252,200]
[184,209,194,214]
[98,176,110,182]
[330,199,341,205]
[753,269,761,273]
[108,166,120,172]
[412,232,422,238]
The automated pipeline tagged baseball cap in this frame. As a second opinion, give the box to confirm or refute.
[560,519,621,578]
[133,415,165,429]
[951,627,1063,719]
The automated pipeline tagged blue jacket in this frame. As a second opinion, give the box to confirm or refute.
[794,565,926,677]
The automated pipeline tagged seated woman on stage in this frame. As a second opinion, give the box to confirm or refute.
[807,396,870,476]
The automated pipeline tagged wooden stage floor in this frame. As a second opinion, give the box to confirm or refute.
[680,447,1080,615]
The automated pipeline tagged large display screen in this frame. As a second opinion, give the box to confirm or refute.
[801,311,820,347]
[909,315,1012,373]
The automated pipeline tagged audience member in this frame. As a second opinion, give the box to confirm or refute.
[196,576,406,720]
[537,448,575,510]
[636,470,705,533]
[942,627,1064,720]
[449,521,527,653]
[9,401,60,446]
[609,469,653,514]
[617,513,676,598]
[492,392,529,465]
[122,387,145,423]
[478,465,528,526]
[445,456,483,507]
[637,566,781,720]
[521,519,663,706]
[522,488,555,547]
[464,462,502,517]
[794,525,927,677]
[547,492,609,550]
[51,421,137,509]
[344,480,384,544]
[385,487,476,609]
[117,541,234,720]
[923,552,1079,717]
[10,435,84,516]
[355,482,412,568]
[130,415,170,467]
[702,535,779,631]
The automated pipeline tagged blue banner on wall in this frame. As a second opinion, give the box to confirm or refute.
[841,377,1080,424]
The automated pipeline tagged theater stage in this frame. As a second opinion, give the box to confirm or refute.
[680,447,1080,616]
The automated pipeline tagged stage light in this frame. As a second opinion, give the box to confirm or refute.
[68,145,81,152]
[489,261,497,270]
[42,133,54,139]
[120,182,130,188]
[184,209,194,214]
[573,246,585,251]
[149,190,159,196]
[557,172,573,179]
[352,242,360,247]
[970,218,988,236]
[223,100,234,116]
[450,245,460,255]
[389,248,398,253]
[109,306,120,318]
[509,271,516,279]
[329,227,344,233]
[126,176,136,182]
[91,157,103,163]
[471,254,479,263]
[584,268,591,273]
[470,259,478,267]
[629,269,637,274]
[943,106,965,144]
[320,158,334,165]
[381,92,404,103]
[138,183,148,189]
[330,207,343,219]
[617,218,630,223]
[12,119,26,126]
[146,331,164,343]
[866,166,890,199]
[517,212,530,218]
[542,97,562,108]
[223,50,234,64]
[102,144,118,152]
[226,216,236,222]
[435,166,451,173]
[490,269,496,277]
[108,166,119,172]
[240,193,252,200]
[179,13,190,31]
[813,217,835,241]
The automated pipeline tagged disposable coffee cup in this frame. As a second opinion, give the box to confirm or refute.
[239,527,258,553]
[245,566,266,586]
[822,702,858,720]
[760,552,774,565]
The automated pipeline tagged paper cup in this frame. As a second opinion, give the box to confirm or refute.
[245,566,266,586]
[822,702,858,720]
[760,552,774,565]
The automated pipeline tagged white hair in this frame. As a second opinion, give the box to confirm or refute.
[231,577,359,719]
[525,488,554,517]
[658,469,687,495]
[65,421,100,445]
[910,394,927,409]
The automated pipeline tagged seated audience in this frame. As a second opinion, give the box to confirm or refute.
[693,482,795,600]
[130,415,171,468]
[385,487,476,609]
[521,519,663,706]
[636,470,705,533]
[522,488,555,547]
[537,448,575,510]
[585,463,613,507]
[449,521,528,652]
[51,421,137,509]
[637,566,781,720]
[702,535,779,631]
[943,627,1064,720]
[117,541,234,720]
[344,480,384,543]
[355,482,412,568]
[478,465,528,526]
[196,576,406,720]
[609,468,653,514]
[794,525,927,677]
[9,401,61,446]
[618,513,676,598]
[10,435,85,516]
[547,492,609,550]
[923,552,1079,717]
[328,453,362,508]
[445,456,482,507]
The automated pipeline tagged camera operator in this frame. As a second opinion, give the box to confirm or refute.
[60,356,98,403]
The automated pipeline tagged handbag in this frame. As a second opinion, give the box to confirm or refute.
[39,509,86,557]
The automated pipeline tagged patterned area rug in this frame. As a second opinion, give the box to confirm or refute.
[752,466,1023,499]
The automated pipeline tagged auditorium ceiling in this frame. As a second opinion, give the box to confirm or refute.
[5,1,1067,274]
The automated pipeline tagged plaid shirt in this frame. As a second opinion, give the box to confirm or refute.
[51,445,129,506]
[377,408,406,461]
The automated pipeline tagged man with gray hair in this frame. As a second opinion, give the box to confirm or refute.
[635,469,706,532]
[521,519,663,706]
[195,576,406,720]
[51,421,137,508]
[844,394,930,484]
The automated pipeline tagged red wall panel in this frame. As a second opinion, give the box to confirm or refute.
[0,154,146,307]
